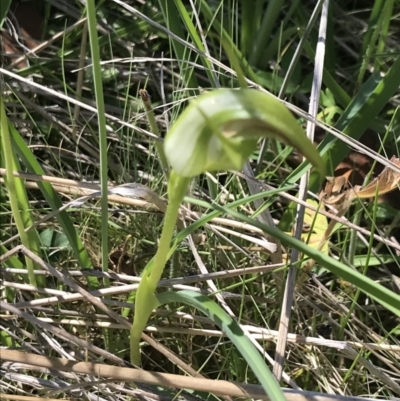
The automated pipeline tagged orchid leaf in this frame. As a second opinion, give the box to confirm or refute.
[157,290,286,401]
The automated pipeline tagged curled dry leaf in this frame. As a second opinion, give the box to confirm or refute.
[319,174,356,213]
[320,156,400,210]
[355,156,400,198]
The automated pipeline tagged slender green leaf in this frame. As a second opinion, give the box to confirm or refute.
[0,0,11,30]
[1,97,41,286]
[187,197,400,317]
[173,0,218,87]
[249,0,285,68]
[8,123,93,273]
[158,0,198,90]
[199,0,261,86]
[157,290,286,401]
[86,0,109,285]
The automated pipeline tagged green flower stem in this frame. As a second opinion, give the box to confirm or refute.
[130,171,190,364]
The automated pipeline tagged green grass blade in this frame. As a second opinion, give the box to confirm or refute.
[0,1,11,30]
[318,71,382,176]
[173,0,219,87]
[198,0,261,86]
[140,90,170,178]
[192,197,400,317]
[0,97,41,286]
[86,0,109,285]
[286,53,400,191]
[157,290,286,401]
[249,0,285,68]
[240,0,265,56]
[158,0,198,90]
[357,0,392,85]
[175,186,295,261]
[320,53,400,179]
[360,0,385,57]
[7,123,94,274]
[373,0,394,74]
[221,36,248,89]
[278,0,324,97]
[0,0,11,29]
[303,40,351,108]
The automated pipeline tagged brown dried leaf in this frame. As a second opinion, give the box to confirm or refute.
[355,156,400,198]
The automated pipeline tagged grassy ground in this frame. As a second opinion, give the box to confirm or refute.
[1,0,400,400]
